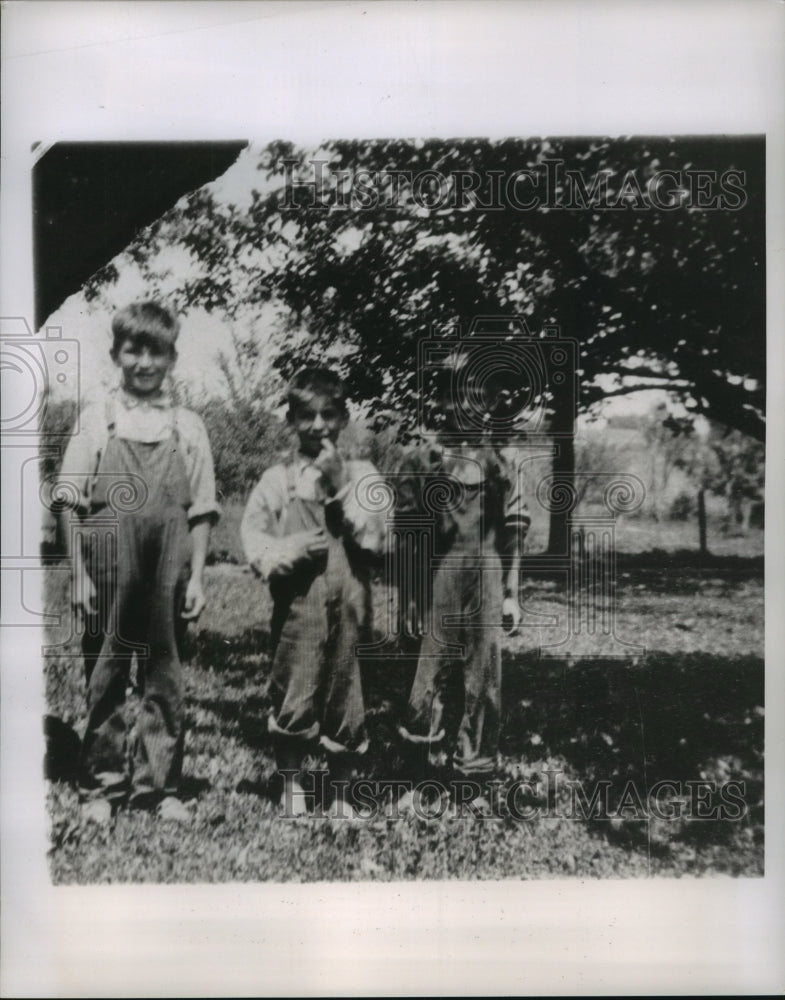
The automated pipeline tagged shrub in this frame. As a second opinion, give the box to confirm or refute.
[196,398,293,501]
[39,398,78,481]
[669,491,694,521]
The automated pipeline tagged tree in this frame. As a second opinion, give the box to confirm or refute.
[639,409,764,553]
[574,430,627,508]
[639,404,698,522]
[705,426,765,533]
[84,137,765,552]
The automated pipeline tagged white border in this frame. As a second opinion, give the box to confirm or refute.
[2,1,784,996]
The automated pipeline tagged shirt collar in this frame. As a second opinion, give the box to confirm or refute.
[116,386,172,410]
[295,450,320,472]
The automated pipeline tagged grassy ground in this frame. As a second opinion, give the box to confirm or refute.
[43,520,764,883]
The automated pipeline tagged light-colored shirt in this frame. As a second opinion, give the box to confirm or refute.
[57,387,220,523]
[241,452,388,579]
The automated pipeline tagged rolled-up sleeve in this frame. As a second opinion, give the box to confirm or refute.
[180,412,221,524]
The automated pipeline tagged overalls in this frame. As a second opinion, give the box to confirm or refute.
[79,402,191,804]
[267,466,369,756]
[400,447,506,777]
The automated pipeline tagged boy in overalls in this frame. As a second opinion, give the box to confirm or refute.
[395,362,530,802]
[57,302,219,824]
[241,368,386,817]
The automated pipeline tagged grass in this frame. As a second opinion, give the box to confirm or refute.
[43,522,765,883]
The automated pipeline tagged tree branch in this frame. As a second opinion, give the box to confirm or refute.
[601,366,684,382]
[590,381,690,399]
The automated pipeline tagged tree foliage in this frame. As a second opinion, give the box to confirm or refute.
[85,137,765,549]
[102,137,764,438]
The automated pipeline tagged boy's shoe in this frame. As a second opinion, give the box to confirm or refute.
[157,795,191,823]
[81,798,113,826]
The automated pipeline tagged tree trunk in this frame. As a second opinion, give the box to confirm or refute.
[697,487,708,556]
[547,392,575,557]
[740,499,752,534]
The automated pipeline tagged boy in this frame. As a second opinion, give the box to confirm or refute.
[395,361,530,801]
[57,301,219,824]
[241,367,386,817]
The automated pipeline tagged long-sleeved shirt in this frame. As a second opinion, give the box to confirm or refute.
[56,387,220,523]
[241,452,388,579]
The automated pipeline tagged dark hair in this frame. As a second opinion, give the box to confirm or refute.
[110,302,180,357]
[286,366,348,415]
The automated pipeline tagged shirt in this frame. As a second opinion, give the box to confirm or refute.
[241,452,388,579]
[57,387,220,523]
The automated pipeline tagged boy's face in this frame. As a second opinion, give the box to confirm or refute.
[113,338,175,397]
[289,392,348,458]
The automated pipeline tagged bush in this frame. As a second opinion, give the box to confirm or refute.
[196,398,293,501]
[669,491,694,521]
[39,398,78,481]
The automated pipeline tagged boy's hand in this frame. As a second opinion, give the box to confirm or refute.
[313,438,344,496]
[502,596,522,636]
[71,568,97,633]
[268,529,327,578]
[182,576,207,620]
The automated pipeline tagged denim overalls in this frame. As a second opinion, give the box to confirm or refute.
[79,401,191,805]
[266,464,370,757]
[398,445,509,776]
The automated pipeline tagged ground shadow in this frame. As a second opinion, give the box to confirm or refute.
[44,715,81,784]
[180,624,272,671]
[522,550,763,596]
[186,624,764,790]
[499,649,764,845]
[182,598,764,856]
[613,550,763,594]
